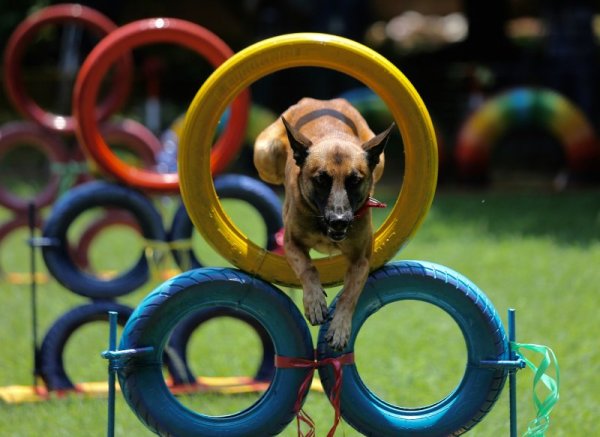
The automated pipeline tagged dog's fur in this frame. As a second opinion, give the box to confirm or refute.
[254,98,393,350]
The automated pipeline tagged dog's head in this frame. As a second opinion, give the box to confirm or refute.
[282,117,393,242]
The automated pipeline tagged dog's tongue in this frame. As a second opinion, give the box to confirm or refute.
[354,197,387,219]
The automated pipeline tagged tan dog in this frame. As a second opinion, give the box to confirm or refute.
[254,97,393,350]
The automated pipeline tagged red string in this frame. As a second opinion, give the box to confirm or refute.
[275,352,355,437]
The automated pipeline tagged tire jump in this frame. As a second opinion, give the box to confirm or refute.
[0,121,70,212]
[42,180,166,299]
[40,175,283,389]
[111,32,516,437]
[39,301,134,391]
[73,17,251,193]
[3,3,133,133]
[117,262,508,437]
[178,32,438,288]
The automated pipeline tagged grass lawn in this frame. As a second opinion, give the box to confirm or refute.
[0,186,598,436]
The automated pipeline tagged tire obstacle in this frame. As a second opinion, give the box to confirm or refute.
[101,33,559,436]
[73,17,251,193]
[0,7,560,435]
[34,173,283,393]
[0,7,274,404]
[0,4,159,261]
[3,3,133,133]
[179,33,437,288]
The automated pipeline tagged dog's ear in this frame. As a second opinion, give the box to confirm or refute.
[282,116,312,167]
[362,122,394,171]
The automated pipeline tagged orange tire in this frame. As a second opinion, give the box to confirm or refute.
[73,18,250,193]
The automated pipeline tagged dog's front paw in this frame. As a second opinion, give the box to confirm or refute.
[325,314,351,351]
[303,287,329,326]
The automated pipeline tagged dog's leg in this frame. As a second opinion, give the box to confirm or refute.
[284,237,329,325]
[325,254,369,350]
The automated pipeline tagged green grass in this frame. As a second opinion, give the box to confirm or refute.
[1,188,599,436]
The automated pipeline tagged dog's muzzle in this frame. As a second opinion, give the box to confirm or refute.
[325,212,352,242]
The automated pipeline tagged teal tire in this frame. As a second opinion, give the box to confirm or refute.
[317,261,508,436]
[117,267,313,437]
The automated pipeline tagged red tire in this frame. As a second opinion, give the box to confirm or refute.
[72,209,141,271]
[3,4,133,133]
[73,18,250,193]
[0,121,70,211]
[100,119,162,169]
[0,214,42,277]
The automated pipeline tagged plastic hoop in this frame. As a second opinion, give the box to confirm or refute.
[73,18,250,193]
[179,33,438,287]
[3,4,133,133]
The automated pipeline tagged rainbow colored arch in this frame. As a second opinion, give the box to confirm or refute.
[456,87,600,179]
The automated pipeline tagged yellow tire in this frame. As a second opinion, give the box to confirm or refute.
[179,33,437,287]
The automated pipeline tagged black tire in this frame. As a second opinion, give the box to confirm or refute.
[38,301,134,391]
[42,181,166,298]
[317,261,509,436]
[166,306,275,385]
[118,267,313,437]
[169,174,282,270]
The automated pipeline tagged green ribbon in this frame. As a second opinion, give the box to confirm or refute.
[511,341,560,436]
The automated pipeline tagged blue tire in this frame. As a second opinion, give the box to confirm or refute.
[39,301,134,391]
[169,174,282,270]
[166,306,275,385]
[317,261,509,436]
[117,268,313,437]
[42,181,166,298]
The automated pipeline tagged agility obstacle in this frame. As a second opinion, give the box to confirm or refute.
[97,33,560,436]
[0,7,281,404]
[179,32,438,288]
[73,17,251,193]
[0,5,560,435]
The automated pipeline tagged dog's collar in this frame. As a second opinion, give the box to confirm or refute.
[354,197,387,219]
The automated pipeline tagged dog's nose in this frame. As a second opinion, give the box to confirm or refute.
[328,214,351,231]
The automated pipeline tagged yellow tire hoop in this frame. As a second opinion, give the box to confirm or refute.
[179,33,437,287]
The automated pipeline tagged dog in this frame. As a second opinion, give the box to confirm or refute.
[254,97,394,350]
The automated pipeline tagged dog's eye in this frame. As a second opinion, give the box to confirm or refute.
[345,174,363,188]
[312,172,332,186]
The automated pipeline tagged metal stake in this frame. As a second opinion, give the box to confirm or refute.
[508,308,517,437]
[27,203,39,389]
[106,311,118,437]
